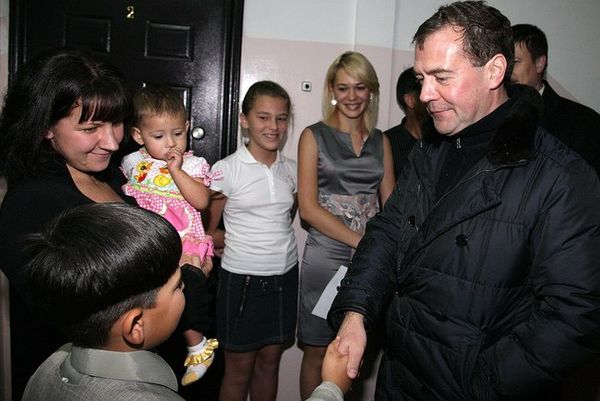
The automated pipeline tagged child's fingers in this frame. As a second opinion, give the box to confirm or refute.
[180,252,201,269]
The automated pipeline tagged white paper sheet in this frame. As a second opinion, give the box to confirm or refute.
[311,265,348,319]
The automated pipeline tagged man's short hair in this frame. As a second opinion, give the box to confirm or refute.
[396,67,421,111]
[413,0,514,85]
[26,203,181,348]
[512,23,548,75]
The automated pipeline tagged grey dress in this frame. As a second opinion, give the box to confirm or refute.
[298,121,384,346]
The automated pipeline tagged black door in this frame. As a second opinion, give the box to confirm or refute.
[9,0,244,164]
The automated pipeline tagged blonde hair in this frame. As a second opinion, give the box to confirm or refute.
[322,51,380,133]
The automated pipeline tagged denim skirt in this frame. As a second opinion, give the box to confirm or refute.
[216,265,298,351]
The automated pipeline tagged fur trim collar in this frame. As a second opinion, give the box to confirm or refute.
[487,84,542,166]
[422,84,543,166]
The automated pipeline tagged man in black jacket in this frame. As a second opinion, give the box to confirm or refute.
[511,23,600,177]
[328,2,600,400]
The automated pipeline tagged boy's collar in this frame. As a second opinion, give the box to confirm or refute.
[63,344,178,391]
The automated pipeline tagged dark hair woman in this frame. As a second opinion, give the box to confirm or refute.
[0,48,133,399]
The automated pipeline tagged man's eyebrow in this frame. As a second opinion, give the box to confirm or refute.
[423,68,453,75]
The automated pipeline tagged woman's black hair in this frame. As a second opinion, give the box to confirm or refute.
[0,49,132,184]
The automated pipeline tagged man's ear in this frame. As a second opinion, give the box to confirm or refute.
[487,53,508,90]
[131,127,145,146]
[535,55,547,75]
[121,307,145,347]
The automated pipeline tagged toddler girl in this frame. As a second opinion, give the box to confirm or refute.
[121,86,219,386]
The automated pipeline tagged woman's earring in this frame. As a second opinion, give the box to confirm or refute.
[331,97,337,106]
[369,93,374,101]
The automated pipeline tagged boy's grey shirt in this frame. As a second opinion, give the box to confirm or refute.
[22,344,183,401]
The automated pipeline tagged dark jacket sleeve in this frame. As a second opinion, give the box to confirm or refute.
[328,181,409,331]
[180,264,214,333]
[480,159,600,397]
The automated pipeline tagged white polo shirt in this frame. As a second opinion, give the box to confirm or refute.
[210,145,298,275]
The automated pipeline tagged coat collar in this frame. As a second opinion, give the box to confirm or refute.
[540,80,561,114]
[423,84,543,167]
[487,84,542,166]
[64,344,178,391]
[408,85,543,253]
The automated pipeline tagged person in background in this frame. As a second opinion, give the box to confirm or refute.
[207,81,298,401]
[511,23,600,176]
[329,2,600,400]
[22,203,192,400]
[0,49,132,400]
[121,86,218,386]
[297,50,395,400]
[384,67,429,177]
[512,22,600,401]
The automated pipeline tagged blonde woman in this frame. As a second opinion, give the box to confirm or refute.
[297,51,395,399]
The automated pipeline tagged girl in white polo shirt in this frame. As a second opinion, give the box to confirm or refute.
[207,81,297,401]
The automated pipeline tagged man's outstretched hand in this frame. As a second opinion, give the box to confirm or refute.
[335,311,367,379]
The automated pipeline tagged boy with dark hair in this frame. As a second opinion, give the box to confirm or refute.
[22,203,187,400]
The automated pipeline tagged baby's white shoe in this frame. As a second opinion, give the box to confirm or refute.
[181,337,219,386]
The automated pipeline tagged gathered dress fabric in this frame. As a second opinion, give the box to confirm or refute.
[298,121,384,346]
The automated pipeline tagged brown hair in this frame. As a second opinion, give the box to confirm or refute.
[133,86,186,127]
[413,1,514,85]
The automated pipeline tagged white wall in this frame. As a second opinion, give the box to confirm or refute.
[240,0,600,400]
